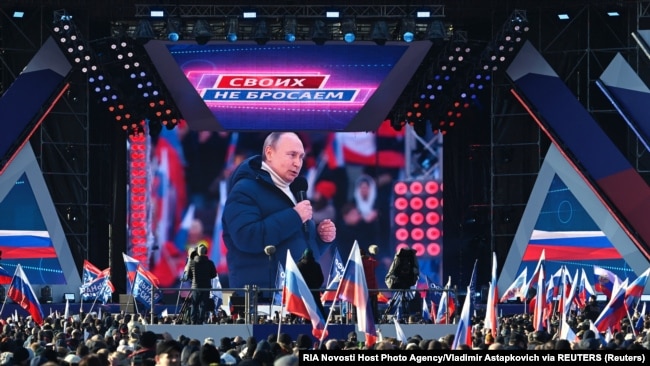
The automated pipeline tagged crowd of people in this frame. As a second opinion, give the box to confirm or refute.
[0,306,647,366]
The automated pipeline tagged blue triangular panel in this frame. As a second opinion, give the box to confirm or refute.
[0,144,81,299]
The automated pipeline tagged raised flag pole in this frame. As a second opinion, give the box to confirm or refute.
[89,277,110,316]
[318,250,352,348]
[0,273,15,317]
[625,301,637,338]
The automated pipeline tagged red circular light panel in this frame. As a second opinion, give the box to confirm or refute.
[409,181,423,195]
[394,197,409,210]
[411,228,424,241]
[395,212,409,226]
[425,197,439,209]
[425,212,440,225]
[410,197,423,210]
[410,212,424,225]
[427,243,441,256]
[394,182,408,196]
[426,227,441,240]
[425,181,439,194]
[396,228,409,241]
[412,243,425,256]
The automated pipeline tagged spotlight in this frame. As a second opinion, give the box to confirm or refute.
[13,11,24,18]
[326,10,340,19]
[341,17,356,43]
[226,17,238,42]
[193,19,212,45]
[416,10,431,18]
[243,11,257,19]
[166,17,182,42]
[311,19,329,45]
[284,16,297,43]
[370,20,389,45]
[401,17,416,43]
[134,20,155,44]
[558,13,570,20]
[150,10,164,18]
[253,19,270,45]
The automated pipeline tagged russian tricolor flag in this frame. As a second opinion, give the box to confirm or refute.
[122,252,140,293]
[594,265,620,298]
[335,241,377,348]
[451,285,473,349]
[624,267,650,312]
[282,250,328,339]
[8,264,44,325]
[594,278,629,332]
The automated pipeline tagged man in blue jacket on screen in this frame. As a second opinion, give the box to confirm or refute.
[222,132,336,295]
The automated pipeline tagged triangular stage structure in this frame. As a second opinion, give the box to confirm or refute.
[0,37,81,303]
[0,143,81,299]
[498,144,650,293]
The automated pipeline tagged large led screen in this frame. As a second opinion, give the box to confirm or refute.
[144,41,432,132]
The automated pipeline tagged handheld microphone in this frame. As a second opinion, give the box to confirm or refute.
[290,176,309,234]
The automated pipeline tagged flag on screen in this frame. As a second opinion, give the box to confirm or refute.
[594,278,629,332]
[174,204,196,252]
[8,264,44,325]
[451,285,472,350]
[321,247,344,303]
[624,267,650,312]
[211,180,228,275]
[324,133,345,169]
[132,265,163,307]
[393,317,407,345]
[483,252,498,338]
[211,274,223,312]
[593,265,620,298]
[273,262,285,307]
[336,241,377,347]
[500,267,528,303]
[282,250,328,339]
[122,252,140,294]
[211,133,238,276]
[0,265,12,285]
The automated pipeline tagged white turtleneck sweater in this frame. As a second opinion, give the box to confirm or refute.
[261,161,297,205]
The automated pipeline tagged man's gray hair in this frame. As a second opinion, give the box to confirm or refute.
[262,132,296,161]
